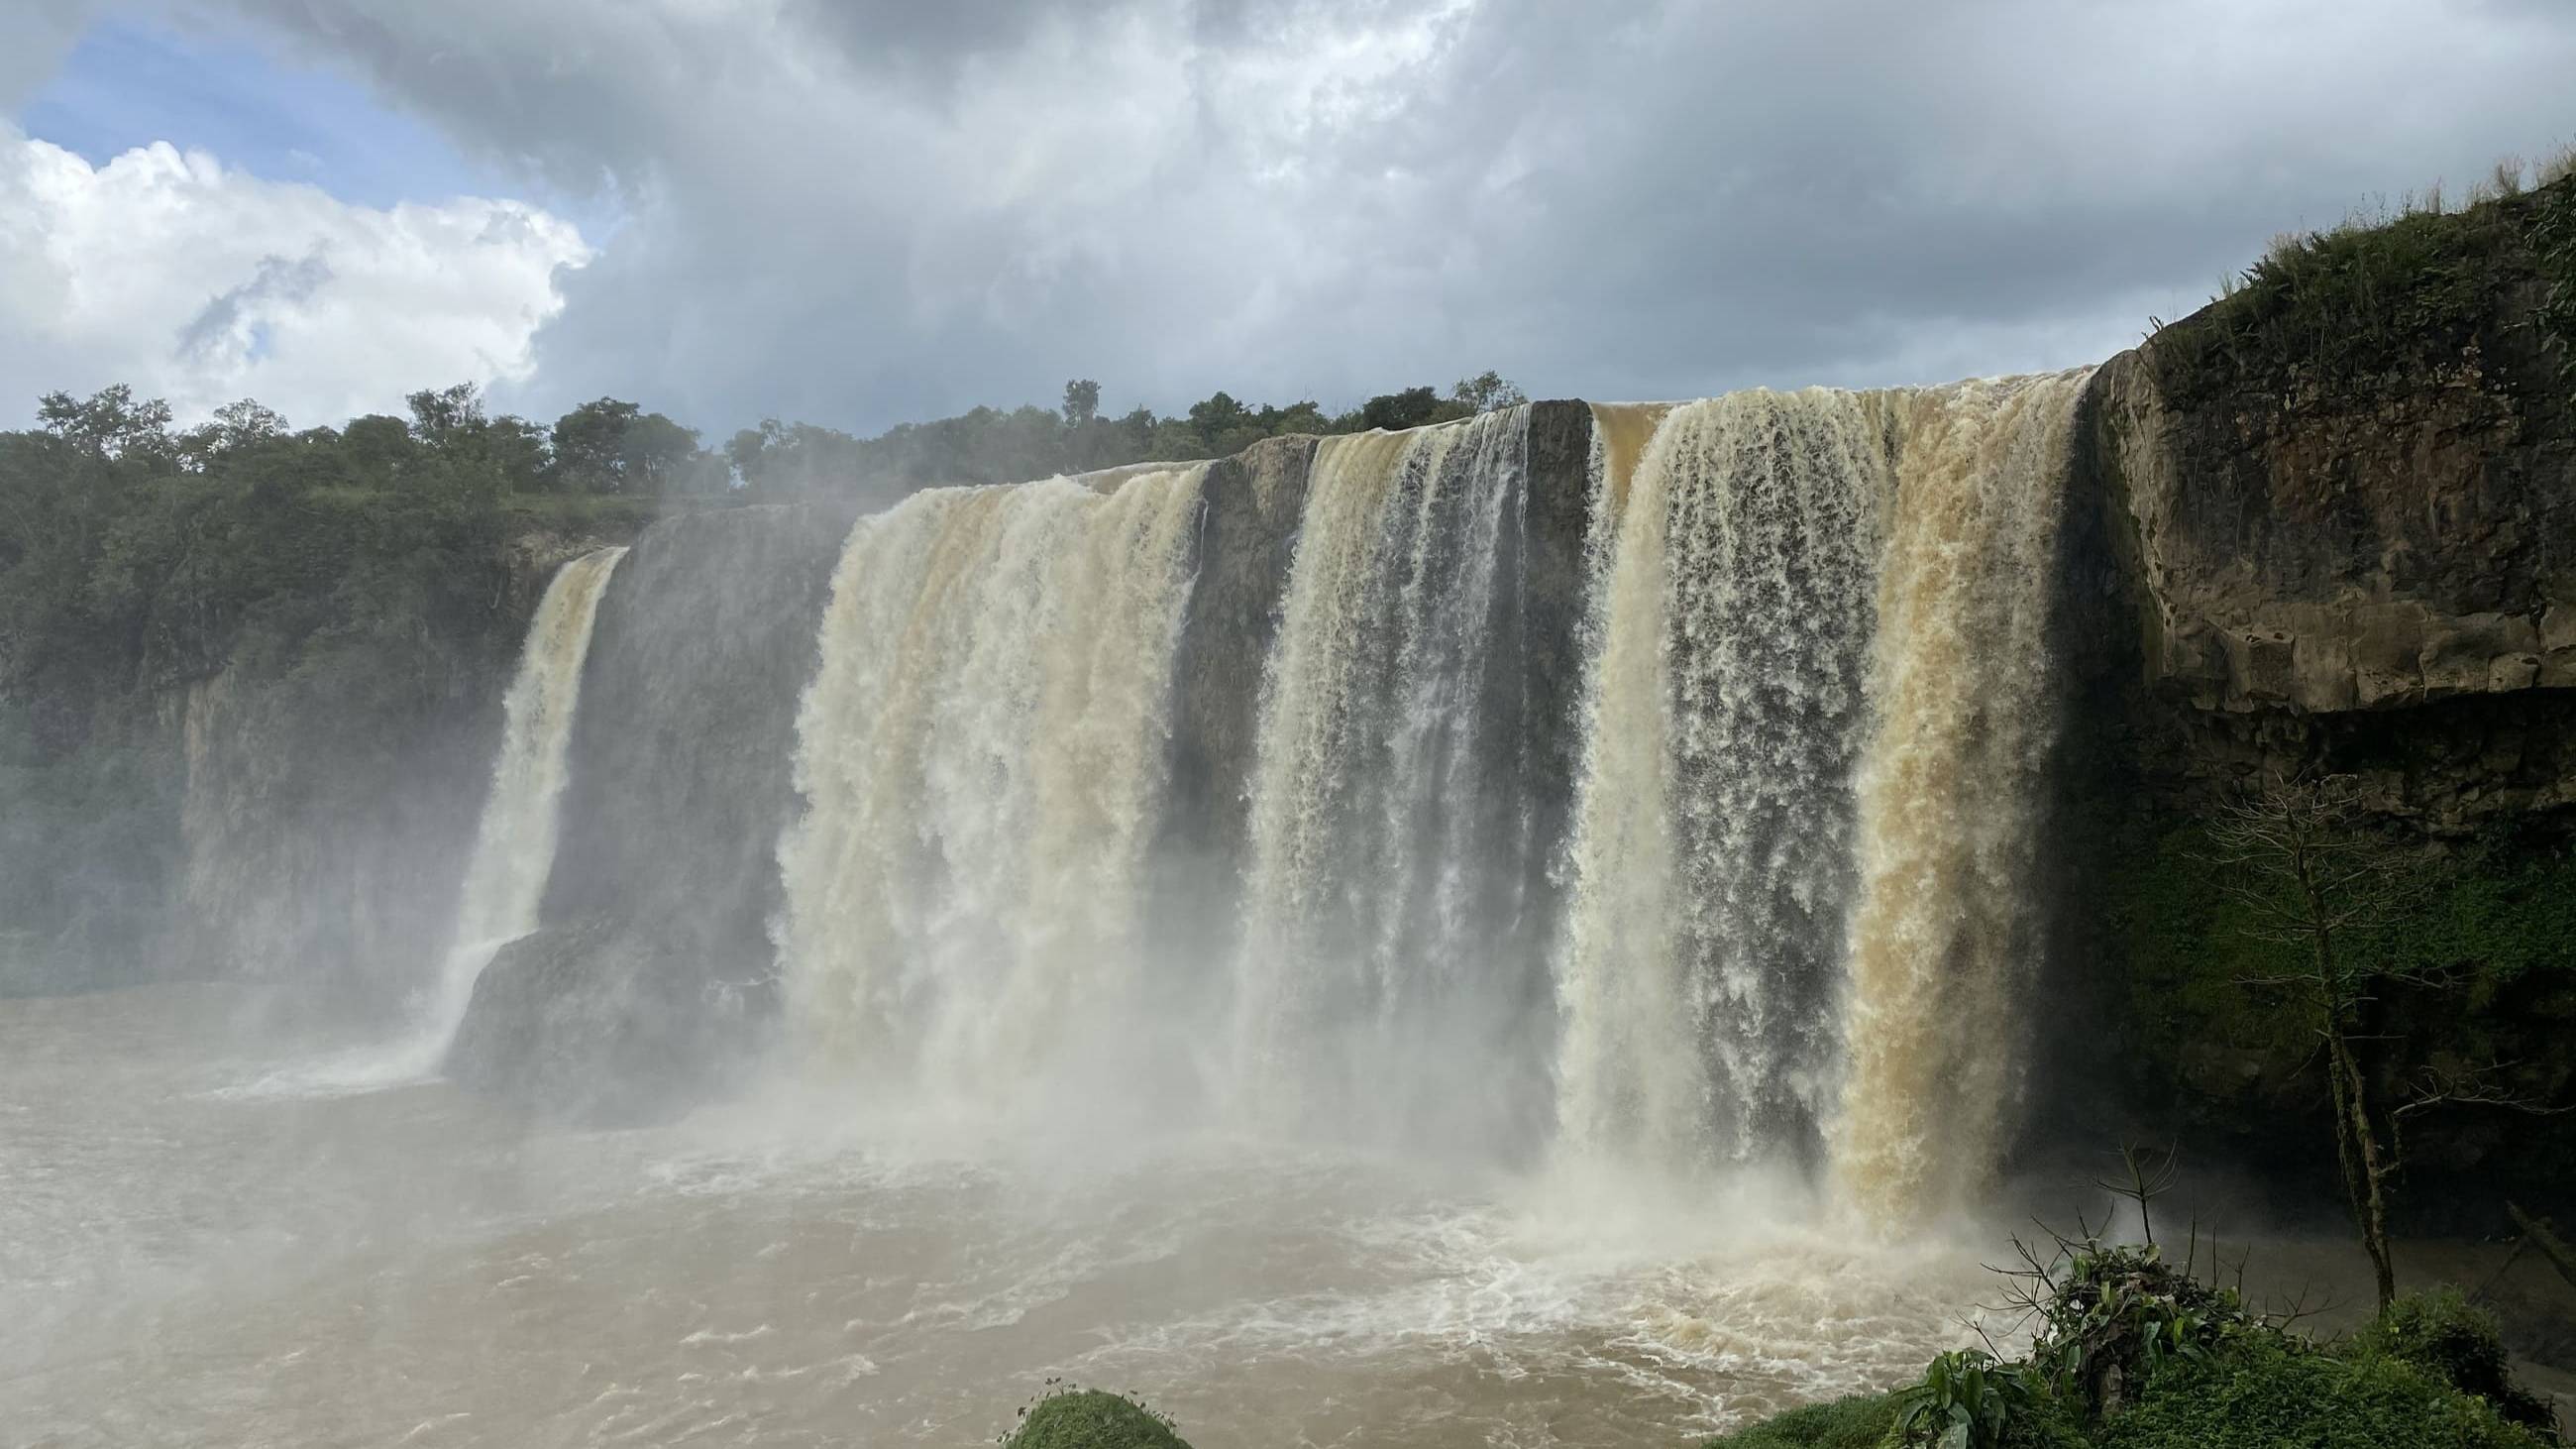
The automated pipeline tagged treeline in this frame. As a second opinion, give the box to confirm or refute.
[2,367,1531,695]
[747,371,1530,495]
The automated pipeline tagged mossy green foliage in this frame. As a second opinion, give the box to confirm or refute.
[1004,1390,1191,1449]
[2103,814,2576,1136]
[2148,171,2576,405]
[1705,1393,1901,1448]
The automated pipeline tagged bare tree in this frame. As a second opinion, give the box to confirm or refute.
[2203,772,2564,1311]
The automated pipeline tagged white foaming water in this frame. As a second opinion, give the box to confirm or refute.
[778,467,1208,1105]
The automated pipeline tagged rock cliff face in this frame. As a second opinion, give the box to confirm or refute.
[168,525,620,1012]
[2084,178,2576,828]
[2055,177,2576,1217]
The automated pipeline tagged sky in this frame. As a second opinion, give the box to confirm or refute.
[2,0,2572,438]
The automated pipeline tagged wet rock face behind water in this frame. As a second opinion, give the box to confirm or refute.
[448,503,845,1116]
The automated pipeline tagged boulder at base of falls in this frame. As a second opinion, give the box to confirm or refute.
[445,920,773,1124]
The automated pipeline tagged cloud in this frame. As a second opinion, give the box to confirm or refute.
[34,0,2576,431]
[0,125,590,427]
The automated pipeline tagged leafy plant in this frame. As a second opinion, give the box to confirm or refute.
[1890,1350,2043,1449]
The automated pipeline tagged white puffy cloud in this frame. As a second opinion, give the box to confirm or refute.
[0,125,589,427]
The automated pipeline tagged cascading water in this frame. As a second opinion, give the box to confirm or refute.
[1553,375,2090,1208]
[766,380,2086,1203]
[1230,407,1556,1148]
[777,466,1209,1105]
[1555,393,1888,1172]
[1832,371,2093,1216]
[417,546,624,1062]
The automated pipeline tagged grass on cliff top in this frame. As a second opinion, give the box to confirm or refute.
[2150,155,2576,401]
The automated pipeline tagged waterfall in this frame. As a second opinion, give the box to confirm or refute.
[1832,371,2092,1216]
[1555,393,1887,1170]
[423,546,624,1057]
[1231,407,1554,1148]
[1553,375,2089,1205]
[732,378,2086,1205]
[777,466,1209,1104]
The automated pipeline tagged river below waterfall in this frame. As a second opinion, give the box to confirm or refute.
[16,985,2574,1446]
[9,983,2011,1448]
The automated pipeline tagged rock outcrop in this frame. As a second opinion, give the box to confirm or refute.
[2082,177,2576,829]
[2053,176,2576,1218]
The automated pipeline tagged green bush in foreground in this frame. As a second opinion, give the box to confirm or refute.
[1704,1392,1900,1448]
[2098,1335,2543,1449]
[1706,1263,2559,1449]
[1003,1389,1191,1449]
[2354,1288,2560,1433]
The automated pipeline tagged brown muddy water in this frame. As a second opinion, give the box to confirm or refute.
[6,983,2569,1447]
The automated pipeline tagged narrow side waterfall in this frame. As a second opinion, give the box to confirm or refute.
[778,467,1209,1104]
[425,546,624,1052]
[1555,394,1887,1171]
[1229,408,1556,1148]
[1832,371,2093,1216]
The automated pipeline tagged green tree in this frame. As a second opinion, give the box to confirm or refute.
[38,385,176,460]
[1360,385,1458,431]
[551,397,723,495]
[2205,774,2568,1311]
[1451,370,1529,413]
[1061,378,1102,428]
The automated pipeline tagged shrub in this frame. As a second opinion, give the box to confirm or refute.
[1704,1392,1900,1448]
[2024,1243,2256,1414]
[2101,1335,2548,1449]
[1003,1389,1190,1449]
[2354,1289,2559,1434]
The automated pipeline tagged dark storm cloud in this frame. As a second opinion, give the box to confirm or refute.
[178,0,2576,431]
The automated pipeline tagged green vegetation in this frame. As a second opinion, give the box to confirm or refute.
[2102,805,2576,1226]
[1707,1245,2558,1449]
[1705,1394,1903,1449]
[2354,1287,2561,1434]
[2148,156,2576,403]
[2095,1333,2546,1449]
[1001,1389,1190,1449]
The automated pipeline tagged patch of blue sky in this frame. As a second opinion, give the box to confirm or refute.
[17,14,616,240]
